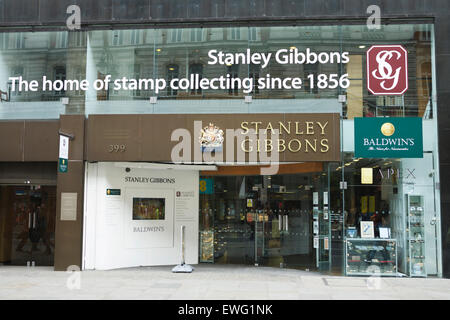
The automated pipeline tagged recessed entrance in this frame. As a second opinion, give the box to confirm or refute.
[0,185,57,266]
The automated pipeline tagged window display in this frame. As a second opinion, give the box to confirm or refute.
[345,238,397,276]
[132,198,165,220]
[406,195,426,277]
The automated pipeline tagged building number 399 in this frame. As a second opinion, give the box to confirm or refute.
[108,144,126,153]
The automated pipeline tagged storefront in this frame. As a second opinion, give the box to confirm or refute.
[0,14,446,277]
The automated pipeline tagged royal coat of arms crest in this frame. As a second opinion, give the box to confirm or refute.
[199,123,224,152]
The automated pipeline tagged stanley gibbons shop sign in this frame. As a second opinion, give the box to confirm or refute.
[354,117,423,158]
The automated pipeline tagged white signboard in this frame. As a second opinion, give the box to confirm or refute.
[313,192,319,205]
[59,135,69,159]
[313,236,319,249]
[61,192,77,221]
[360,221,375,238]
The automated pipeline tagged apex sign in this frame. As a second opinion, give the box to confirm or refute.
[367,45,408,95]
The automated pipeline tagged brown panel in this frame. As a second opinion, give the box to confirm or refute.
[141,114,188,162]
[54,114,85,271]
[24,120,59,161]
[86,114,141,161]
[200,162,324,176]
[54,161,84,271]
[0,121,24,161]
[86,113,341,163]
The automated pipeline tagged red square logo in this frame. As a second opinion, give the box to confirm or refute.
[367,45,408,95]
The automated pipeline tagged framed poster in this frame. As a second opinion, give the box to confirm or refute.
[360,221,374,238]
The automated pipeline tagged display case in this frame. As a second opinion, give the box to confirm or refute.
[345,238,397,276]
[200,230,214,263]
[406,195,426,277]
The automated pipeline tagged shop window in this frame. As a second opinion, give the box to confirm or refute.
[189,63,203,95]
[166,64,179,96]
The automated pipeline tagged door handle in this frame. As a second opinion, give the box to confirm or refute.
[284,215,288,232]
[33,212,36,228]
[278,215,282,231]
[28,213,31,229]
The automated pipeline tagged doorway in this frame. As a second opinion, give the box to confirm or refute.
[199,163,334,271]
[0,185,57,266]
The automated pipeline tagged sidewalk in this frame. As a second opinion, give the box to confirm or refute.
[0,265,449,300]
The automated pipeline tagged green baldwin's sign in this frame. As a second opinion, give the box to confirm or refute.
[58,158,68,173]
[354,117,423,158]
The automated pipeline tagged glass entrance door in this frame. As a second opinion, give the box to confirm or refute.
[0,185,56,266]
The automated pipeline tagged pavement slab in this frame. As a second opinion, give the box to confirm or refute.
[0,265,448,300]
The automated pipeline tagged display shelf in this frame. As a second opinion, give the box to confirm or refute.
[200,230,214,263]
[345,238,398,276]
[405,195,427,277]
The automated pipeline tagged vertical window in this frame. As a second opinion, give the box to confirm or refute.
[130,30,142,45]
[227,65,239,95]
[230,28,241,40]
[190,29,203,42]
[74,31,86,47]
[304,63,318,94]
[189,63,203,95]
[56,33,68,49]
[9,66,24,98]
[167,64,179,96]
[112,30,124,46]
[248,27,258,41]
[170,29,183,43]
[54,66,66,96]
[249,64,260,95]
[130,64,141,97]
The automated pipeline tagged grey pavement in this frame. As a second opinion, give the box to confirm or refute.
[0,264,449,300]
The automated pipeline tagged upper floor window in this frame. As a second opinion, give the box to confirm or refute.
[230,28,241,40]
[111,30,124,46]
[189,63,203,95]
[54,66,66,96]
[169,29,183,43]
[130,30,142,45]
[248,27,258,41]
[190,29,204,42]
[56,33,68,49]
[74,31,87,47]
[167,64,179,96]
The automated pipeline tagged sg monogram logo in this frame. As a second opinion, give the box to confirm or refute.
[372,50,402,91]
[367,45,408,95]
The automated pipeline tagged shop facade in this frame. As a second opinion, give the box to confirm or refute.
[0,1,448,278]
